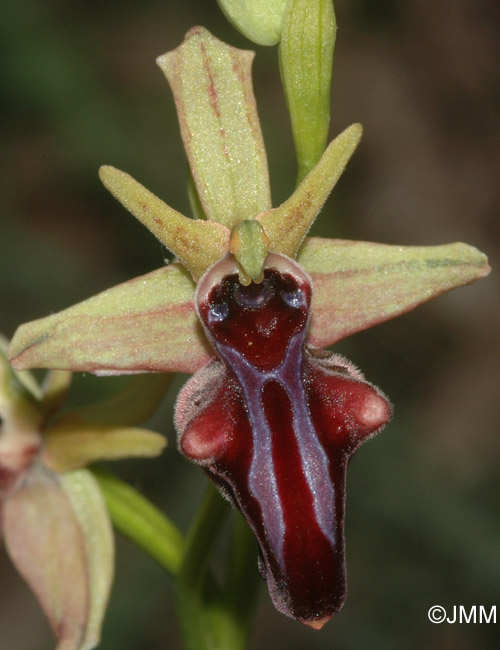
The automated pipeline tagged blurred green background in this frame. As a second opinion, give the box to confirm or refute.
[1,0,499,648]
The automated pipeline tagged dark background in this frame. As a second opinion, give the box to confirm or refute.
[1,0,499,648]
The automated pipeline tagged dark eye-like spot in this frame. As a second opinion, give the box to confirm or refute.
[280,290,305,309]
[207,302,229,325]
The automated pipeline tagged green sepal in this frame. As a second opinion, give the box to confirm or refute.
[157,27,271,228]
[3,465,113,650]
[9,264,211,375]
[299,237,491,348]
[60,469,114,650]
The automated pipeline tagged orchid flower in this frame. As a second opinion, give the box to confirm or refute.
[8,27,489,629]
[0,336,168,650]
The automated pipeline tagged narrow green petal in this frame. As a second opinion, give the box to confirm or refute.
[298,237,491,348]
[216,0,287,46]
[9,265,212,375]
[157,27,271,227]
[43,423,166,472]
[60,469,114,650]
[257,123,362,257]
[99,166,229,281]
[279,0,336,183]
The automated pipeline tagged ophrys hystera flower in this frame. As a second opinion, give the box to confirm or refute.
[0,337,168,649]
[9,27,490,628]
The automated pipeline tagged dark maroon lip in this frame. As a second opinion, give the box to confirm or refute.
[176,253,392,627]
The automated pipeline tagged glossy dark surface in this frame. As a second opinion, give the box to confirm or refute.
[200,269,310,371]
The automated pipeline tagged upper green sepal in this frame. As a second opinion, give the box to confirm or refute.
[157,27,271,228]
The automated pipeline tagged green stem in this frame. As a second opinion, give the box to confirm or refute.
[94,470,257,650]
[219,512,260,650]
[92,468,184,575]
[176,482,230,650]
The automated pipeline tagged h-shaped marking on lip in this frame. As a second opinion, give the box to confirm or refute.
[215,328,335,568]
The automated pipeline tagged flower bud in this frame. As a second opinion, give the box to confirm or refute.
[217,0,288,46]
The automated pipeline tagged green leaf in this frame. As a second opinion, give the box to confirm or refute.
[9,264,211,375]
[279,0,336,183]
[257,124,362,257]
[216,0,288,46]
[157,27,271,228]
[298,237,491,348]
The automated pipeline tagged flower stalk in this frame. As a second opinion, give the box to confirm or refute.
[279,0,336,184]
[175,483,230,650]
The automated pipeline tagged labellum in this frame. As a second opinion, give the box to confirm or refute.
[176,253,392,628]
